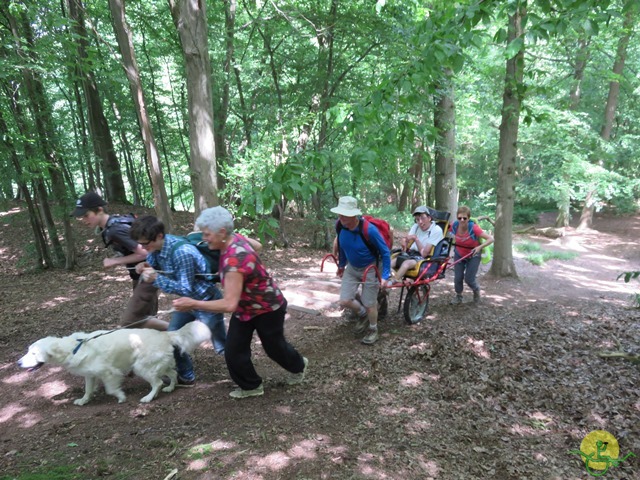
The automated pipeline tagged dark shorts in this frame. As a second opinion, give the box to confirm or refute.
[394,253,422,269]
[120,280,159,326]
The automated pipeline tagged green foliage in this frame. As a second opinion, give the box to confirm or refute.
[618,271,640,308]
[0,465,85,480]
[513,204,549,225]
[2,0,639,259]
[514,240,579,265]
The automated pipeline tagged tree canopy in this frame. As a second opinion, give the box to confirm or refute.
[0,0,637,273]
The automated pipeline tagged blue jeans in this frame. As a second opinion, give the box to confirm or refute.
[169,289,226,381]
[453,252,481,295]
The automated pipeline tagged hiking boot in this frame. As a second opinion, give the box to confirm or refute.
[473,289,481,303]
[354,315,369,334]
[287,357,309,385]
[361,327,379,345]
[229,384,264,399]
[450,295,463,305]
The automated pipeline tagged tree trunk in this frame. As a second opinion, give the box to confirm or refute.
[569,37,590,111]
[0,107,51,268]
[108,0,173,230]
[169,0,219,218]
[9,9,73,268]
[141,29,175,211]
[488,2,526,279]
[433,70,458,214]
[212,0,237,191]
[577,1,635,230]
[68,0,127,203]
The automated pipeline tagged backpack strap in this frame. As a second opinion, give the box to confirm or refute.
[102,215,134,248]
[336,217,379,262]
[359,218,379,259]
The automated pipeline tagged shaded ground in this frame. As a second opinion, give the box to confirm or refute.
[0,203,639,480]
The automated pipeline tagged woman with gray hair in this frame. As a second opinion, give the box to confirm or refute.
[173,206,307,399]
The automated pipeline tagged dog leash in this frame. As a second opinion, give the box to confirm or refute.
[125,266,216,278]
[72,316,162,355]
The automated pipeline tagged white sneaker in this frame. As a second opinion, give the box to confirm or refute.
[287,357,309,385]
[361,327,379,345]
[229,384,264,399]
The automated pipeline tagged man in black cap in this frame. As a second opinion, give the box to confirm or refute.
[71,192,168,331]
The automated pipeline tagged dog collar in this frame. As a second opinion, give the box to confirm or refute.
[72,339,85,355]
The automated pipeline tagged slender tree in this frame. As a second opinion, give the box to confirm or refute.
[489,0,527,278]
[168,0,219,218]
[433,69,458,214]
[68,0,127,203]
[108,0,173,230]
[577,0,636,230]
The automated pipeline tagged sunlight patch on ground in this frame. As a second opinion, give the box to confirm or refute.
[509,423,545,436]
[586,411,608,428]
[414,455,440,477]
[550,269,634,295]
[36,380,69,399]
[288,439,321,459]
[0,402,27,424]
[275,405,293,415]
[3,370,39,384]
[400,372,425,387]
[248,451,291,470]
[528,411,555,430]
[358,454,392,478]
[405,419,432,435]
[0,207,22,217]
[41,296,73,308]
[379,406,417,417]
[186,440,240,472]
[465,337,491,359]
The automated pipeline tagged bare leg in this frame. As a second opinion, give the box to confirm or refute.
[141,316,169,331]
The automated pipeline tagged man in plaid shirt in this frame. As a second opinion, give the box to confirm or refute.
[130,215,226,386]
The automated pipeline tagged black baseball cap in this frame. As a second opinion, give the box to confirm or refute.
[70,192,107,217]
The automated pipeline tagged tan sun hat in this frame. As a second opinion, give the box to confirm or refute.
[330,196,362,217]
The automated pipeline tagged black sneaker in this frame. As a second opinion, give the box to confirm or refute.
[177,376,195,387]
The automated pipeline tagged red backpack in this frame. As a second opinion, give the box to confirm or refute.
[335,215,393,259]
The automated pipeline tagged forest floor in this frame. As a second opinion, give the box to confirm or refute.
[0,202,639,480]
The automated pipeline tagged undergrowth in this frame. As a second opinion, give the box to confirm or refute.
[514,241,579,266]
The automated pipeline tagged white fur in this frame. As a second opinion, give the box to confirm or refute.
[17,321,211,405]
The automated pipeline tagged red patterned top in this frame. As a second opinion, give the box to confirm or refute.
[220,233,286,321]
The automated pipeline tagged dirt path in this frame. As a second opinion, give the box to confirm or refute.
[0,207,638,480]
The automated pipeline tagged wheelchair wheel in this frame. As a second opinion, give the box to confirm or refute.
[403,284,430,325]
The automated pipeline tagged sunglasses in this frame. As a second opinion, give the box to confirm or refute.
[138,240,152,246]
[457,216,468,221]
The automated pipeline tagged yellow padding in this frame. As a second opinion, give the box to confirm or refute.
[404,259,427,279]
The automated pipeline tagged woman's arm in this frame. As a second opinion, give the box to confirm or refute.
[471,230,494,256]
[173,271,243,313]
[245,236,263,252]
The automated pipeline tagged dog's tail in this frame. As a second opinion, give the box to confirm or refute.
[168,321,212,354]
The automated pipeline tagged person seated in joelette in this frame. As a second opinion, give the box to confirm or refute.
[388,206,444,285]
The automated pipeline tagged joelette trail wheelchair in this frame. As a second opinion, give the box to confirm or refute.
[321,209,473,325]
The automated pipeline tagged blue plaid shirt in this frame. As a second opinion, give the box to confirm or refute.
[147,234,217,300]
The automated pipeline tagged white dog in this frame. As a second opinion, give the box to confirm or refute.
[18,321,211,405]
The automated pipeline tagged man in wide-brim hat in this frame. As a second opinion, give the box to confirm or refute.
[330,196,391,345]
